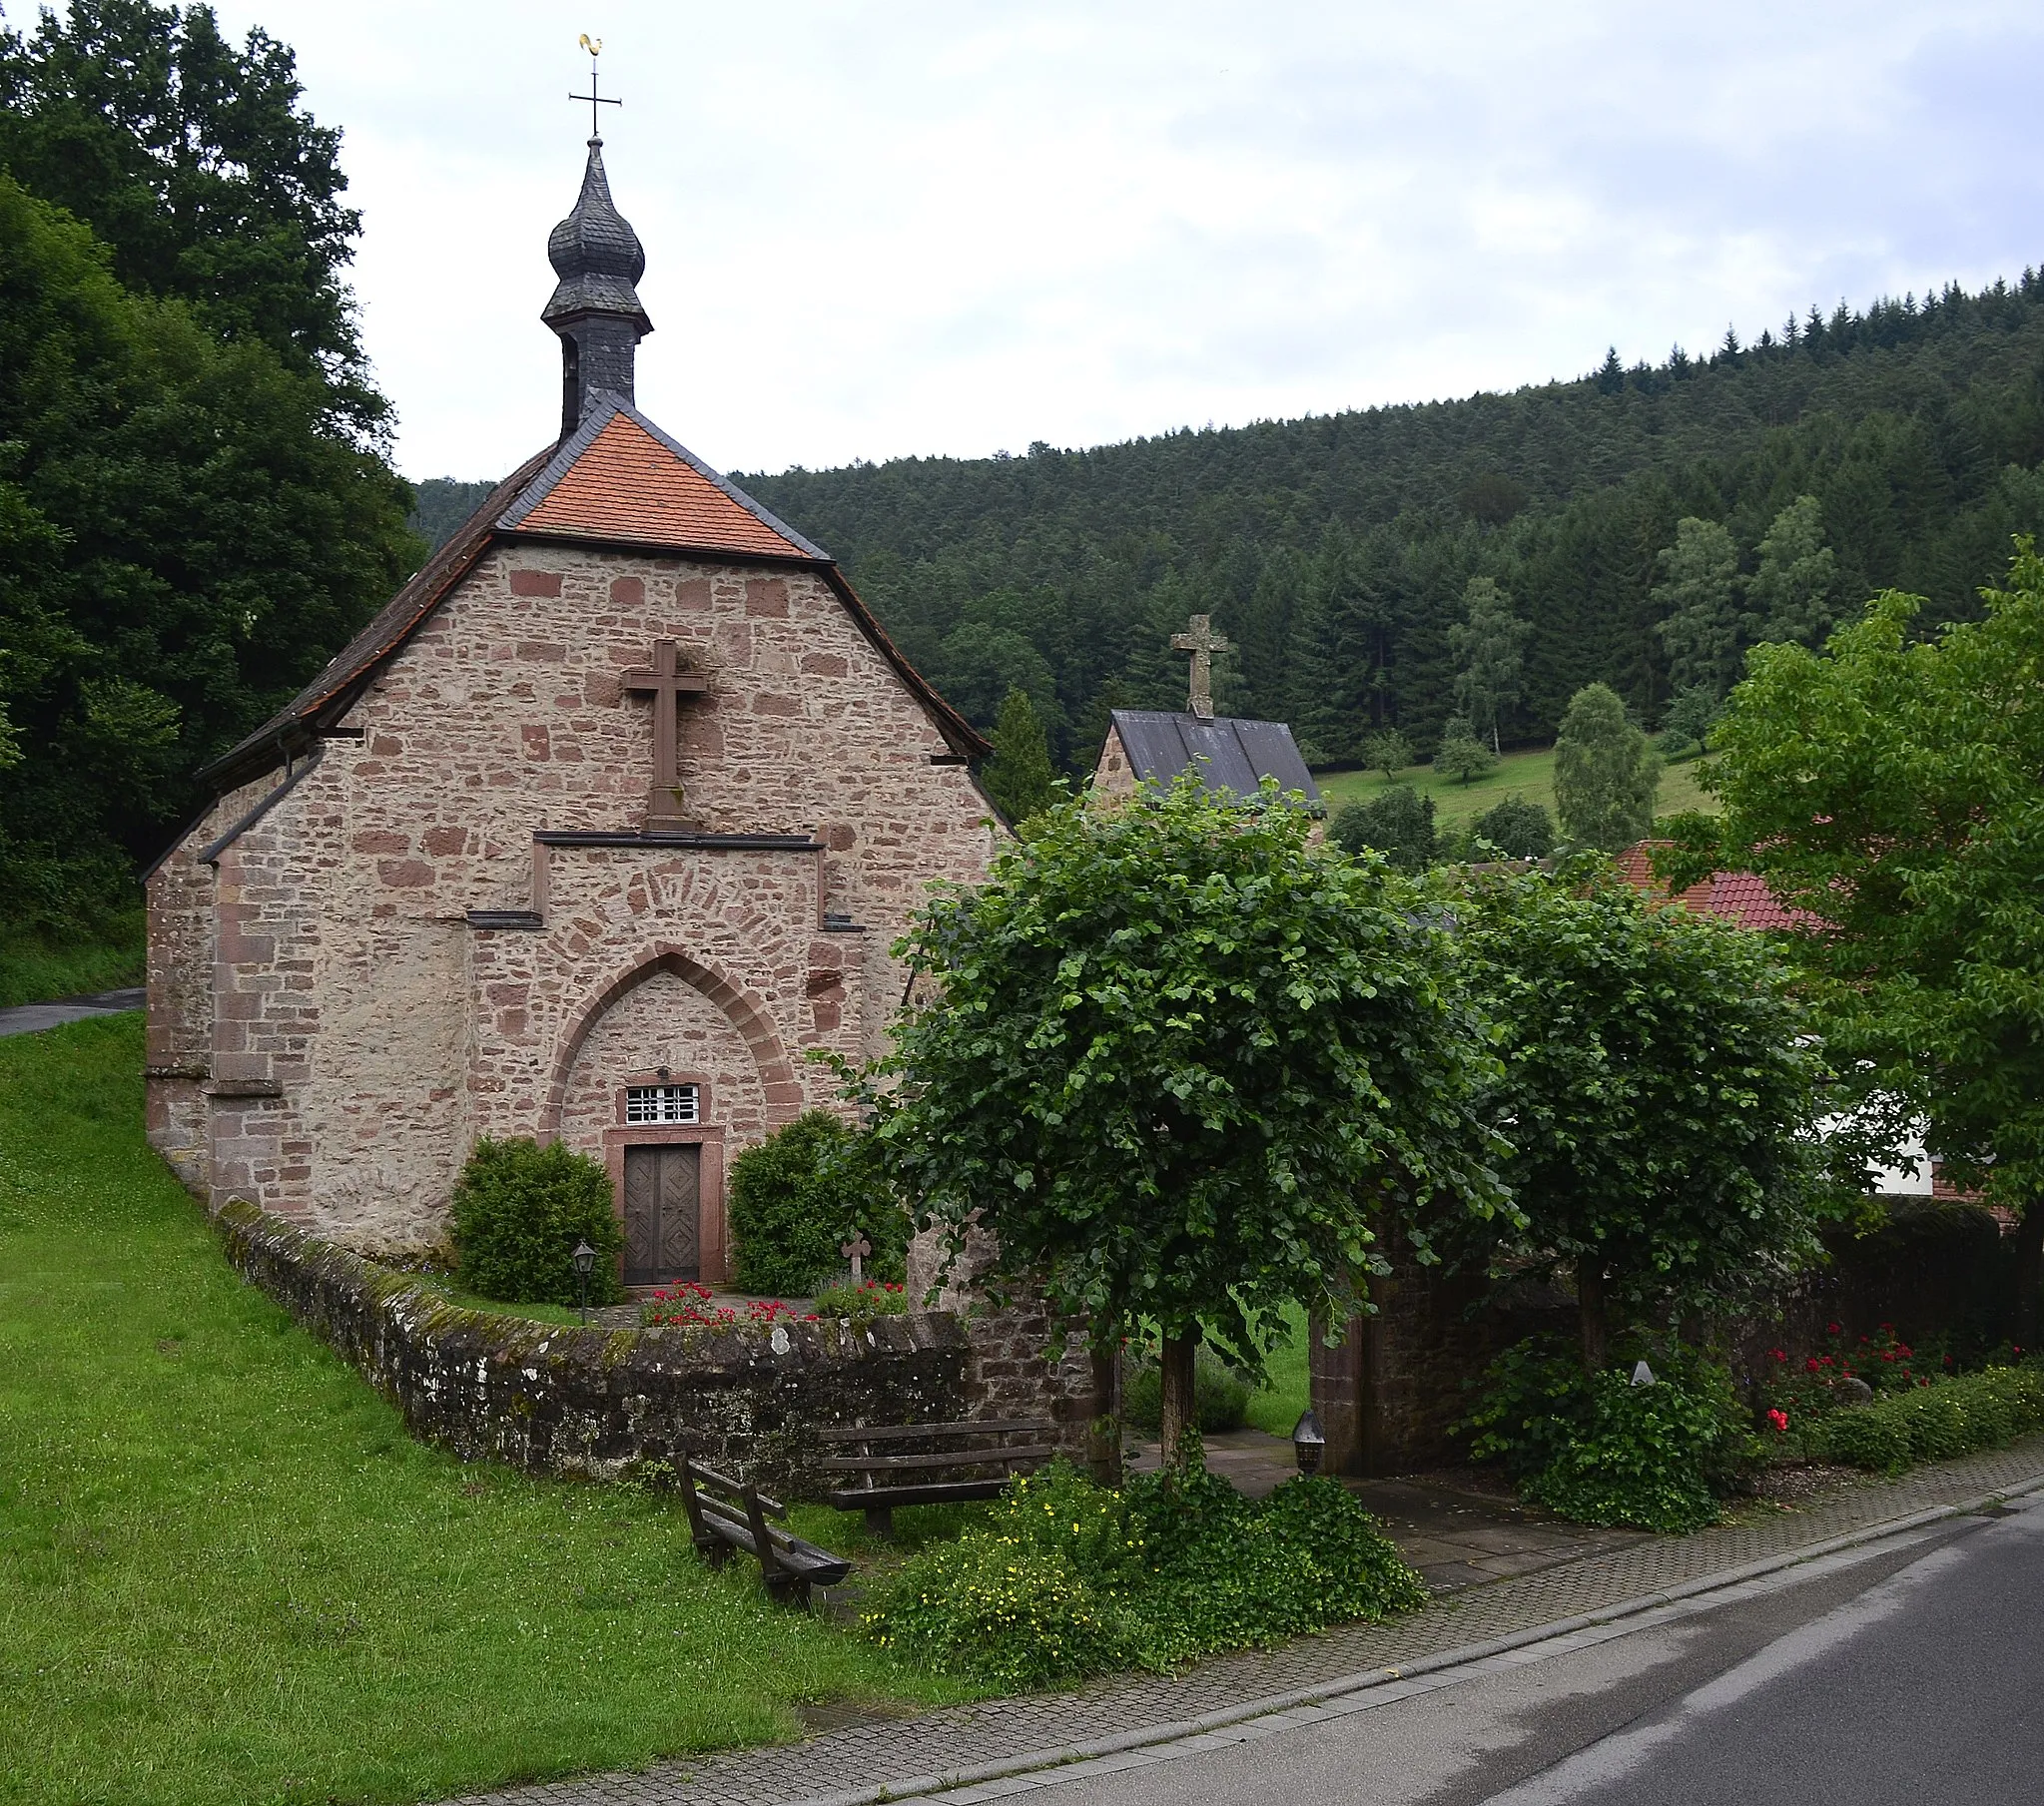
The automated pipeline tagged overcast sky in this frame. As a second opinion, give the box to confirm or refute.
[193,1,2044,482]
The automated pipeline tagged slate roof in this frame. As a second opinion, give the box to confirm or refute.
[197,397,983,793]
[1107,709,1322,810]
[1613,842,1818,932]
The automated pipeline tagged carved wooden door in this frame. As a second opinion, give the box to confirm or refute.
[622,1144,701,1284]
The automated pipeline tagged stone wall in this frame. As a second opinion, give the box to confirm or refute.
[213,1199,1091,1498]
[1311,1256,1575,1478]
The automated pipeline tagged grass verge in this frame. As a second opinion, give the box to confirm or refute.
[0,1016,966,1806]
[0,914,145,1008]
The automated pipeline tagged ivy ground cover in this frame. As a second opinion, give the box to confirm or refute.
[0,1017,965,1806]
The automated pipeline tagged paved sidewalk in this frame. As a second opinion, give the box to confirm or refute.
[452,1436,2044,1806]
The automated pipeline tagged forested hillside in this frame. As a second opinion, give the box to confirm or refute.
[409,292,2044,778]
[728,284,2044,770]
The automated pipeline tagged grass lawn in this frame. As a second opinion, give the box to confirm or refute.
[1242,1304,1312,1438]
[1313,744,1714,831]
[0,1016,969,1806]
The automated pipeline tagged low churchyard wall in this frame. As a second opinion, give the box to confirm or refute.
[212,1199,1092,1499]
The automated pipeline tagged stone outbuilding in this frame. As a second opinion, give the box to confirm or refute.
[144,133,997,1284]
[1089,614,1322,811]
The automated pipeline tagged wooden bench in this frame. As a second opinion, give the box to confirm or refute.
[674,1454,852,1608]
[816,1418,1059,1535]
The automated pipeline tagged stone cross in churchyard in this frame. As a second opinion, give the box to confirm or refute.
[1171,614,1232,720]
[622,639,708,826]
[841,1233,872,1283]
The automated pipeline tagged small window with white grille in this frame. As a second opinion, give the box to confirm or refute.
[625,1083,700,1124]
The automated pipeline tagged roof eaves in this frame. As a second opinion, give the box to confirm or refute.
[821,564,989,760]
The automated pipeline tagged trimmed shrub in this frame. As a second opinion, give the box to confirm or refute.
[1460,1333,1752,1533]
[450,1136,624,1307]
[1123,1344,1252,1434]
[1329,784,1436,872]
[1808,1366,2044,1475]
[727,1109,906,1297]
[1468,795,1555,860]
[864,1458,1426,1684]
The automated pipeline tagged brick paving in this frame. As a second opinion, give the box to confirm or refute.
[448,1437,2044,1806]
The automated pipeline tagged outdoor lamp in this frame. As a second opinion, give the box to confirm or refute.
[572,1239,596,1325]
[1291,1409,1326,1476]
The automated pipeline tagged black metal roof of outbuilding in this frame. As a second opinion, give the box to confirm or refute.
[1107,710,1322,812]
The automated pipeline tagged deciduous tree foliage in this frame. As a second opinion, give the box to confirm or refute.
[1664,543,2044,1334]
[0,0,381,432]
[1449,576,1531,752]
[1554,684,1661,851]
[852,776,1509,1461]
[1453,866,1831,1371]
[1329,783,1436,873]
[0,176,417,928]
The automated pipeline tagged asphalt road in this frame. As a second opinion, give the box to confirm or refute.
[998,1498,2044,1806]
[0,988,144,1037]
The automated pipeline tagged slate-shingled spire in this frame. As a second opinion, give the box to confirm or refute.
[543,136,653,442]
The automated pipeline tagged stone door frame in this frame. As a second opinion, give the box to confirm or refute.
[604,1072,727,1284]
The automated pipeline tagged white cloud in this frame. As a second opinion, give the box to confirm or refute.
[189,0,2044,479]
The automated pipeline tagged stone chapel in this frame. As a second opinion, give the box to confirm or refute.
[144,133,998,1285]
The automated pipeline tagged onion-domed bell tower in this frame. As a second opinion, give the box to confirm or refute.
[544,44,652,441]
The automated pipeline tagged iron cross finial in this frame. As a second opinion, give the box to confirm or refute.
[570,34,622,140]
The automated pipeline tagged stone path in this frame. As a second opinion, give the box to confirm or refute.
[0,987,144,1038]
[1126,1430,1640,1591]
[449,1436,2044,1806]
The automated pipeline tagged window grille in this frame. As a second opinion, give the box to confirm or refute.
[625,1083,700,1124]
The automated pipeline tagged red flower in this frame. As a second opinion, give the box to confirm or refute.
[1767,1408,1789,1433]
[1826,1322,1842,1336]
[1805,1357,1820,1372]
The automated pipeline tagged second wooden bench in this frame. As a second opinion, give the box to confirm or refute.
[816,1418,1059,1535]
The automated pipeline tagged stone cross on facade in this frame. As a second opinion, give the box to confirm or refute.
[1171,614,1232,720]
[622,639,708,826]
[841,1233,872,1283]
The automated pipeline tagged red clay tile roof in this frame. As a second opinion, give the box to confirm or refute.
[1614,841,1819,932]
[504,411,812,558]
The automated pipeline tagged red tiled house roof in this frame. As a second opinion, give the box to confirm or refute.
[1613,842,1818,932]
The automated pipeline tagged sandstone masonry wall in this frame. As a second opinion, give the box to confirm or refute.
[148,542,999,1252]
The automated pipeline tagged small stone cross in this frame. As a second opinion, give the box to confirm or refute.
[622,639,708,825]
[841,1234,872,1283]
[1170,614,1232,720]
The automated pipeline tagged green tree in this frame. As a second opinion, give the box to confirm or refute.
[1434,715,1496,785]
[854,775,1509,1464]
[1330,784,1436,873]
[1554,684,1660,851]
[1652,517,1742,698]
[0,175,418,927]
[1448,576,1531,753]
[1362,727,1414,779]
[1658,683,1721,756]
[0,0,383,432]
[1455,866,1829,1371]
[1468,795,1554,860]
[982,686,1057,824]
[1663,545,2044,1336]
[1745,493,1837,648]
